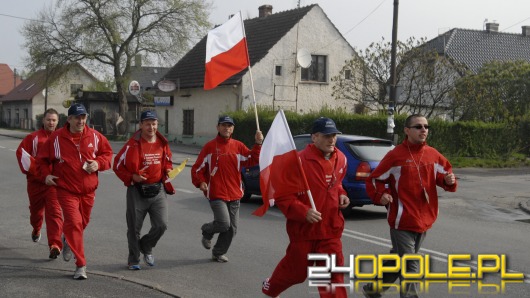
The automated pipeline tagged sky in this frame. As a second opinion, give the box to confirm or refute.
[2,0,530,74]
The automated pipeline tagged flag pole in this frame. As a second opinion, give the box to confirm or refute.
[278,110,317,211]
[239,12,260,131]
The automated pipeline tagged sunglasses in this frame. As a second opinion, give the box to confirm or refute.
[408,124,430,130]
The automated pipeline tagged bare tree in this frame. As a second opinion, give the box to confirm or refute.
[332,37,467,117]
[22,0,210,134]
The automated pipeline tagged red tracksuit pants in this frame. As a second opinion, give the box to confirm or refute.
[263,238,347,298]
[57,189,95,267]
[27,181,63,249]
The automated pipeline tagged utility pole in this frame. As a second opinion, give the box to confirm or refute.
[387,0,399,143]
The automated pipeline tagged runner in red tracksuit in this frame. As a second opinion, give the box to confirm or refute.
[191,116,263,263]
[38,103,113,280]
[16,108,63,259]
[263,117,350,298]
[363,114,457,298]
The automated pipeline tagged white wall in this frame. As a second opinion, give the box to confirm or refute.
[32,66,98,121]
[162,6,363,145]
[160,86,238,145]
[241,6,358,114]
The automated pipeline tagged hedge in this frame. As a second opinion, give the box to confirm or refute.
[229,108,530,159]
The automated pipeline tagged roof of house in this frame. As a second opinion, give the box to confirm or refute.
[0,63,96,103]
[128,66,171,91]
[425,26,530,73]
[0,64,23,96]
[163,4,317,89]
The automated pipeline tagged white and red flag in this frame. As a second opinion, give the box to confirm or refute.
[204,11,249,90]
[19,148,37,176]
[253,110,310,216]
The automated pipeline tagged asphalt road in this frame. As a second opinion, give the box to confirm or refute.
[1,134,529,297]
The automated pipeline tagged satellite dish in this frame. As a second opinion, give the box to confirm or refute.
[296,48,312,68]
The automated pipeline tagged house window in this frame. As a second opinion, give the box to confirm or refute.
[345,69,352,80]
[301,55,327,82]
[15,109,20,125]
[23,109,28,120]
[70,84,83,96]
[275,65,282,76]
[183,109,194,135]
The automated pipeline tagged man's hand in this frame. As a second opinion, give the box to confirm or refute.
[45,175,58,186]
[255,130,264,145]
[445,173,456,185]
[132,173,147,183]
[199,182,208,192]
[85,160,99,173]
[306,208,322,223]
[380,193,393,205]
[339,194,350,209]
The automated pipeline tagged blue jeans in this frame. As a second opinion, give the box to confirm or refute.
[201,199,240,257]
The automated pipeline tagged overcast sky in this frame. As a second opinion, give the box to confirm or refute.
[2,0,530,73]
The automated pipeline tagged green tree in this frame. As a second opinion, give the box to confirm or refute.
[332,37,467,118]
[453,60,530,122]
[22,0,210,133]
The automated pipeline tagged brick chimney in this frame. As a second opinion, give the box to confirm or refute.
[522,26,530,37]
[485,22,499,33]
[259,5,273,18]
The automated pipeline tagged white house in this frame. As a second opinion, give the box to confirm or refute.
[0,64,99,129]
[157,4,361,145]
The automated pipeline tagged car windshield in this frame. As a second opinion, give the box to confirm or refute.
[346,140,393,161]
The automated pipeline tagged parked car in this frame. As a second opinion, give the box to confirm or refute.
[240,134,395,216]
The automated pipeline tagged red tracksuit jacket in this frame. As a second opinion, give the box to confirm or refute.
[275,144,348,242]
[113,130,175,193]
[191,135,260,201]
[16,128,52,183]
[366,138,457,233]
[38,124,113,195]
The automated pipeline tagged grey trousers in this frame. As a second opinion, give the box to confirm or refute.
[201,199,240,257]
[379,228,426,298]
[126,185,168,265]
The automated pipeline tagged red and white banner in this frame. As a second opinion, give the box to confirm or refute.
[253,110,307,216]
[20,148,37,176]
[204,11,249,90]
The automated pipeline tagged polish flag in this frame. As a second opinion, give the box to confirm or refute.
[204,11,249,90]
[19,148,37,176]
[253,110,307,216]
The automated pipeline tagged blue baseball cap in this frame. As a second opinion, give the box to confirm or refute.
[311,117,342,135]
[141,110,158,121]
[218,116,235,125]
[68,103,88,116]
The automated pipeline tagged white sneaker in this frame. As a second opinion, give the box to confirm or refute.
[62,235,72,262]
[73,266,87,280]
[144,254,155,266]
[212,254,228,263]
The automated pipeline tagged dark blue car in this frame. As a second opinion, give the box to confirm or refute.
[240,134,395,216]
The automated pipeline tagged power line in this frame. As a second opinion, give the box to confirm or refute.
[342,0,387,37]
[0,12,45,23]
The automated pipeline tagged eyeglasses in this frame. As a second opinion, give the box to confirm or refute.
[408,125,430,130]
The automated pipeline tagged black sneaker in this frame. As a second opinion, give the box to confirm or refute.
[49,246,61,259]
[31,230,41,242]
